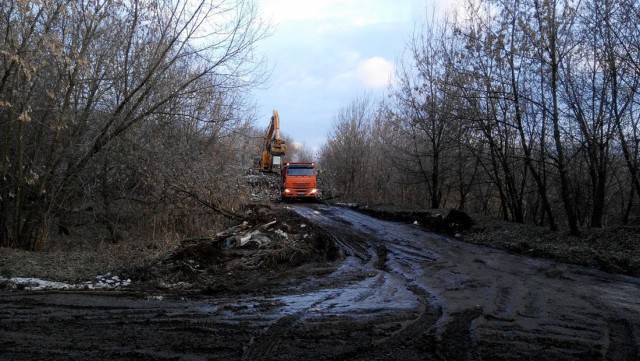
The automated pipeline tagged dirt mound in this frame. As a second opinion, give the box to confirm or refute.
[349,204,474,234]
[123,205,340,294]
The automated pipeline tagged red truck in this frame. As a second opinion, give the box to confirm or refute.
[281,162,319,200]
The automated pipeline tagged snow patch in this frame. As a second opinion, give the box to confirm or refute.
[0,273,132,291]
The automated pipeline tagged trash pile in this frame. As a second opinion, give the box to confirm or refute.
[126,206,340,290]
[176,217,314,269]
[245,173,282,203]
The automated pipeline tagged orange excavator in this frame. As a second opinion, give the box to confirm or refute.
[259,110,286,174]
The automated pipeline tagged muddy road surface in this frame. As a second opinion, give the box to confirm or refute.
[1,204,639,360]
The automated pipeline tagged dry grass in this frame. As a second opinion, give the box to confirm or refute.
[453,212,640,276]
[0,233,181,282]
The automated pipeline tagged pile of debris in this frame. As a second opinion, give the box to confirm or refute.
[245,173,282,203]
[126,206,340,290]
[177,218,312,269]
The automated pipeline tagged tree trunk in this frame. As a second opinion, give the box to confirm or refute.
[550,38,580,235]
[508,7,557,230]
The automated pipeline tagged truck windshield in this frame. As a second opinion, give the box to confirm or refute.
[287,168,314,176]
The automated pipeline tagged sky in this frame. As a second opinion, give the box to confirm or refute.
[252,0,458,154]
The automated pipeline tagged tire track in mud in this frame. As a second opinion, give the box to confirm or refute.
[292,205,446,359]
[292,204,640,360]
[0,292,261,360]
[241,313,300,361]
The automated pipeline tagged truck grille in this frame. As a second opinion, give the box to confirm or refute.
[293,182,310,193]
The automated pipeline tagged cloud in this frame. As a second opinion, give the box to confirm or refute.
[356,57,394,89]
[253,0,425,149]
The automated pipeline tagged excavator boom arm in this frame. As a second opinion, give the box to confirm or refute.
[259,110,286,173]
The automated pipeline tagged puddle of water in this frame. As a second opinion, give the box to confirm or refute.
[277,273,420,318]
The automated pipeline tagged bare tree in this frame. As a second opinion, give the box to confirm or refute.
[604,0,640,224]
[529,0,581,234]
[0,0,268,250]
[319,95,375,203]
[390,15,462,209]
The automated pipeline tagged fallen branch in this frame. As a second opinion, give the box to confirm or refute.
[258,220,277,230]
[216,221,250,238]
[171,185,244,220]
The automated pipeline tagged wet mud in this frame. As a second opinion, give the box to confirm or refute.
[1,204,639,360]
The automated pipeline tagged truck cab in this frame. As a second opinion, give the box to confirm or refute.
[281,162,319,200]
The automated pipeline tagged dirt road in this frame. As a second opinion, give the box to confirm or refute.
[1,204,639,360]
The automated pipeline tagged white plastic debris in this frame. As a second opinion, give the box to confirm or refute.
[274,229,289,239]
